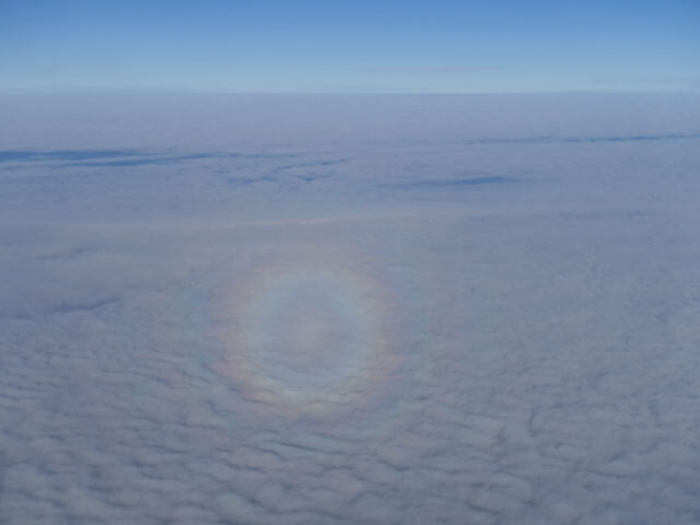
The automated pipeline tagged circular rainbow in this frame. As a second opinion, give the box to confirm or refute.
[214,246,398,416]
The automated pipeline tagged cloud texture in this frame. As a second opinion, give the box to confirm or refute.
[1,93,700,523]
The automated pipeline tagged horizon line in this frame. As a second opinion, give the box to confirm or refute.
[2,88,699,97]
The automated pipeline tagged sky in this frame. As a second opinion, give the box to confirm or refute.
[1,0,699,93]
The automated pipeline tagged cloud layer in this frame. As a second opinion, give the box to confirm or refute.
[1,93,700,523]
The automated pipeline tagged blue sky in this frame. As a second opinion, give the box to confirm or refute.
[1,0,699,93]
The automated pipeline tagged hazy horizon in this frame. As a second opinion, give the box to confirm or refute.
[2,1,699,94]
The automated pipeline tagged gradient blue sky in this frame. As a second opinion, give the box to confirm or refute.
[1,0,698,93]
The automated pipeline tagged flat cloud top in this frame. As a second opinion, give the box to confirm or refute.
[1,93,700,523]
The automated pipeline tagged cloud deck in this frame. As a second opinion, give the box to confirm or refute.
[1,93,700,523]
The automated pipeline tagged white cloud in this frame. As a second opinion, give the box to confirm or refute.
[1,93,700,523]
